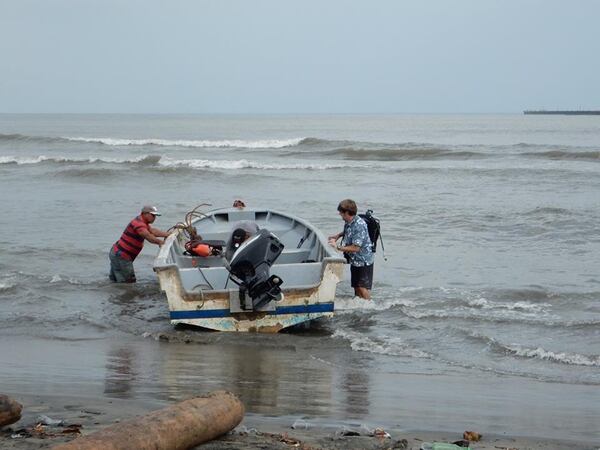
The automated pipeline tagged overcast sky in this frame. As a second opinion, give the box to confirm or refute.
[1,0,599,113]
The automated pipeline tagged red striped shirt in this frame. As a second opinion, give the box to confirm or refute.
[113,216,149,261]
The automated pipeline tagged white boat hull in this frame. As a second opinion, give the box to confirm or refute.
[154,208,345,332]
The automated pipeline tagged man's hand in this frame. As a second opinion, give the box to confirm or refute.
[328,238,338,248]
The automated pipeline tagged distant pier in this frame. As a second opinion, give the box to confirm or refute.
[524,110,600,115]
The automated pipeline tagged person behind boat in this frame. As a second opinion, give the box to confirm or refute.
[232,199,246,209]
[225,220,259,261]
[328,199,374,300]
[109,205,171,283]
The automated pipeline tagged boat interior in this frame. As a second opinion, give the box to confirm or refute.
[165,209,334,294]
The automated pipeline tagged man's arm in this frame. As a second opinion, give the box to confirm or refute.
[139,228,164,246]
[148,226,171,238]
[328,231,344,241]
[336,244,361,253]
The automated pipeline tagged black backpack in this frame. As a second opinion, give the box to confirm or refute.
[359,209,383,253]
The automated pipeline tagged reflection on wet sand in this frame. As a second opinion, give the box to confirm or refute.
[104,346,137,398]
[340,371,370,419]
[158,341,335,417]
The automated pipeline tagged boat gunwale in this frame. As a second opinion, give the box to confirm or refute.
[153,207,346,273]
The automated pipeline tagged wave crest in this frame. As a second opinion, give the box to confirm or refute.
[65,136,305,149]
[158,157,352,170]
[466,297,548,312]
[506,344,600,367]
[332,329,430,358]
[0,154,161,165]
[0,133,305,149]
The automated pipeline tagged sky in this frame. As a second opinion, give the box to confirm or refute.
[1,0,599,114]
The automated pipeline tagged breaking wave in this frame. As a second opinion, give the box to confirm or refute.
[0,154,355,170]
[332,329,430,358]
[0,154,161,165]
[506,344,600,367]
[0,133,305,149]
[64,136,305,149]
[466,297,549,313]
[2,133,598,161]
[157,157,355,170]
[400,307,556,324]
[463,331,600,367]
[0,279,16,292]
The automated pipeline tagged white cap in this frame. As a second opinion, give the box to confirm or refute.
[141,205,161,216]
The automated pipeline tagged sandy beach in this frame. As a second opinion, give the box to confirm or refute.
[2,391,597,450]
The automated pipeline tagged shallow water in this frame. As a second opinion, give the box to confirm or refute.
[0,114,599,441]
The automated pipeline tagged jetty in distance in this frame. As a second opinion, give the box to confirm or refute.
[524,110,600,115]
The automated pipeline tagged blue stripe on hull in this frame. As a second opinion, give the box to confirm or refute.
[170,302,334,320]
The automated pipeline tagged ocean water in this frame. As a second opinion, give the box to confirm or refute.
[0,114,599,441]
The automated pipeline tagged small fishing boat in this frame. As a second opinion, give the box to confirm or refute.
[153,206,345,332]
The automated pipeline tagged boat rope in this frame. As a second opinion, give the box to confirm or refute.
[168,203,212,240]
[189,284,205,309]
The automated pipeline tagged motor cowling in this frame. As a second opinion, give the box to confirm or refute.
[228,229,284,310]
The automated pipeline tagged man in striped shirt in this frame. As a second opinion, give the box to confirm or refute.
[109,205,170,283]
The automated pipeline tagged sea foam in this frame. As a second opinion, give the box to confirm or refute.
[64,136,305,149]
[333,328,430,358]
[506,344,600,367]
[158,157,352,170]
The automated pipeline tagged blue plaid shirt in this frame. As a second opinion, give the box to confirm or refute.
[342,215,374,267]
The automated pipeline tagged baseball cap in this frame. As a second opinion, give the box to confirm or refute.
[141,205,161,216]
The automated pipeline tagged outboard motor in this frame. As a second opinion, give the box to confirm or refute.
[228,229,284,310]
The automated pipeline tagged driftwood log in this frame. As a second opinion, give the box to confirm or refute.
[52,390,244,450]
[0,394,23,427]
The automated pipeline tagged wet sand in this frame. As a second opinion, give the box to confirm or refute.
[1,333,599,449]
[2,392,598,450]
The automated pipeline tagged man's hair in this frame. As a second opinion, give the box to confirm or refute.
[337,199,357,216]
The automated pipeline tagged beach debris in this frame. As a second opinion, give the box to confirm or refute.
[392,438,409,449]
[291,418,311,430]
[37,414,65,426]
[50,390,244,450]
[278,432,302,447]
[0,394,23,427]
[5,421,81,440]
[452,439,471,447]
[420,443,471,450]
[463,430,482,442]
[235,425,258,435]
[336,425,361,437]
[253,431,305,447]
[61,424,83,434]
[372,427,391,439]
[335,423,387,438]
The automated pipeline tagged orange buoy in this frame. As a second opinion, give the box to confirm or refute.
[192,243,211,257]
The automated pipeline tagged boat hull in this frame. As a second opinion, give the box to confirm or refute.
[153,208,345,332]
[156,260,343,332]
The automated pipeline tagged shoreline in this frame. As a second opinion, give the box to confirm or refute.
[1,392,597,450]
[1,334,599,447]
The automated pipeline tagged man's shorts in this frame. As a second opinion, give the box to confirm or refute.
[350,264,374,289]
[109,248,136,283]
